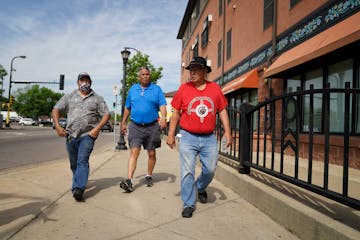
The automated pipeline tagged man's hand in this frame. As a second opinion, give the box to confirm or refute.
[166,135,176,149]
[224,134,233,148]
[55,125,66,137]
[89,128,100,139]
[121,122,127,135]
[159,118,167,130]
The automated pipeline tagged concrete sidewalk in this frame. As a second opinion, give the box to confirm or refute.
[0,140,299,240]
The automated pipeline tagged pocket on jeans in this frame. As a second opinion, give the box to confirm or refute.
[87,135,97,141]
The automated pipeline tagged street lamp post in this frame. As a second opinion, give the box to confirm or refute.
[116,49,131,150]
[112,84,118,151]
[6,55,26,128]
[8,55,26,99]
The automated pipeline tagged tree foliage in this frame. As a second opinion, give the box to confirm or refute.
[13,85,63,119]
[0,64,7,101]
[122,52,163,95]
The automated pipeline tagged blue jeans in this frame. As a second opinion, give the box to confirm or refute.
[178,129,218,208]
[66,135,95,192]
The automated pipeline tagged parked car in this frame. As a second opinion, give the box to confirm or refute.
[39,119,52,126]
[52,118,67,129]
[19,118,36,126]
[101,121,114,132]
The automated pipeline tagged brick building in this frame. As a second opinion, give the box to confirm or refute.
[177,0,360,167]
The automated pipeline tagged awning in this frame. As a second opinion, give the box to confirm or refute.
[222,69,258,95]
[264,12,360,78]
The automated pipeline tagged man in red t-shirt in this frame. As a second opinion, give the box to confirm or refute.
[167,56,232,218]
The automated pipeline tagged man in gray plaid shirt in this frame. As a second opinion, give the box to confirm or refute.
[52,72,110,201]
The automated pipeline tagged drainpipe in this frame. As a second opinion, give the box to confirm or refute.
[221,0,226,86]
[271,0,278,62]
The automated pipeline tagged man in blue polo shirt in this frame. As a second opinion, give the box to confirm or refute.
[120,66,167,192]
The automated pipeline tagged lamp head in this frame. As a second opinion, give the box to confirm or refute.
[121,49,131,63]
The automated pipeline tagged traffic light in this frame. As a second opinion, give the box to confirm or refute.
[59,74,65,90]
[1,103,8,110]
[9,95,14,104]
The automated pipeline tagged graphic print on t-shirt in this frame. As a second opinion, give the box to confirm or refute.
[187,96,215,123]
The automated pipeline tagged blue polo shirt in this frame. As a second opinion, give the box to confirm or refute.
[125,83,166,124]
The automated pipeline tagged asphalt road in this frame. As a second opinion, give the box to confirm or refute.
[0,125,115,171]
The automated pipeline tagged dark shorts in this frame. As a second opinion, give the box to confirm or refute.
[128,121,161,150]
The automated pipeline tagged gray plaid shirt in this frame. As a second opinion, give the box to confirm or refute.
[54,90,109,138]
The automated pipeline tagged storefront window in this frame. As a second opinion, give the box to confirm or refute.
[303,69,323,132]
[357,62,360,134]
[250,90,258,131]
[285,47,359,135]
[328,59,353,132]
[286,76,301,130]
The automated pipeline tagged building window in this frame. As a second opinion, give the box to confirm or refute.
[303,68,323,133]
[195,0,200,18]
[193,36,199,58]
[226,29,232,60]
[286,55,359,134]
[219,0,223,16]
[193,44,199,58]
[228,89,258,130]
[263,0,274,30]
[290,0,301,8]
[218,40,222,68]
[201,18,209,49]
[286,75,301,130]
[357,60,360,133]
[328,59,353,133]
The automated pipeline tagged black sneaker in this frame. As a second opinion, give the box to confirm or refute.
[120,179,133,192]
[182,207,195,218]
[145,176,153,187]
[198,190,208,203]
[73,188,84,201]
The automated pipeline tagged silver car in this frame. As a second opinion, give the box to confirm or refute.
[19,118,36,126]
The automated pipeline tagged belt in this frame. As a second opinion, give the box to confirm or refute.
[180,127,213,136]
[132,120,158,127]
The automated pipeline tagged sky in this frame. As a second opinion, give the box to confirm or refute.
[0,0,187,111]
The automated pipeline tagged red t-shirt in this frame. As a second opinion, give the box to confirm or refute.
[171,81,228,134]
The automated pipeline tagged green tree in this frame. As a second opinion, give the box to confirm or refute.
[123,51,163,95]
[0,64,8,102]
[13,85,63,119]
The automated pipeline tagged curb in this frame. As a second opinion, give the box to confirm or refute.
[215,157,360,240]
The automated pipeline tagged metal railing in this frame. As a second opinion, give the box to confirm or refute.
[216,83,360,209]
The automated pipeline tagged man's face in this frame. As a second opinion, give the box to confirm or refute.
[77,77,91,93]
[138,68,150,86]
[189,66,206,83]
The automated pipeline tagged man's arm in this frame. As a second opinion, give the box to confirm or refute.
[89,113,111,139]
[219,108,232,147]
[166,108,180,149]
[121,107,130,135]
[159,105,167,130]
[52,108,66,137]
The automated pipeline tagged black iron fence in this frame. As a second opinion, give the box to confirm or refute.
[216,83,360,209]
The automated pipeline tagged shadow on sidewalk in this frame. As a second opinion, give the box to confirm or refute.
[85,172,177,198]
[250,171,360,231]
[0,193,52,226]
[135,172,177,184]
[85,177,122,199]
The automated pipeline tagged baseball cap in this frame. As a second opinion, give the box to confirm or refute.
[185,56,212,73]
[77,72,92,82]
